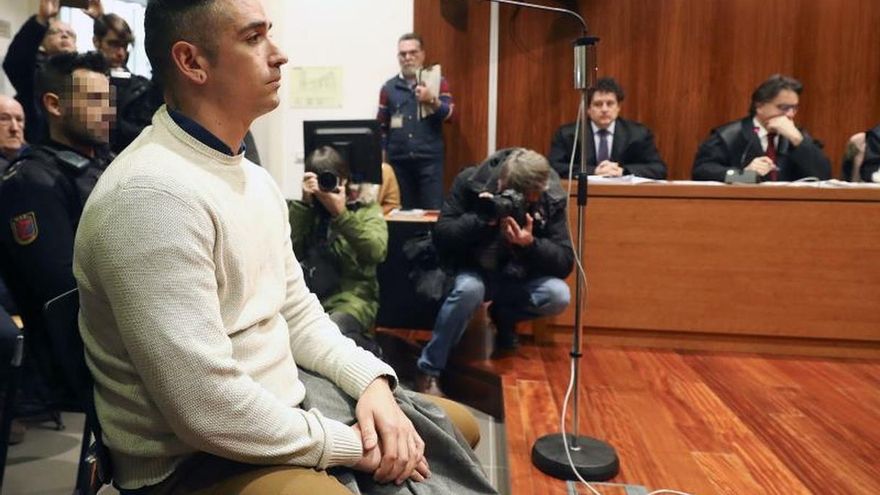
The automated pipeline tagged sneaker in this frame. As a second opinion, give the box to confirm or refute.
[414,372,446,398]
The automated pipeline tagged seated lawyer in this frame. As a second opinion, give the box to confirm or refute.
[692,74,831,182]
[858,124,880,183]
[548,77,667,179]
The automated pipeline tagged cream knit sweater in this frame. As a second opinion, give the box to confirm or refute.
[73,107,396,489]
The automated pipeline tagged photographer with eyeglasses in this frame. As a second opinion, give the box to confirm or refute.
[692,74,830,182]
[414,148,573,397]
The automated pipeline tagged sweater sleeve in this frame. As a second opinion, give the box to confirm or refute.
[86,184,363,469]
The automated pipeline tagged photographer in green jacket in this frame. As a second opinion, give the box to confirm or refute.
[289,146,388,356]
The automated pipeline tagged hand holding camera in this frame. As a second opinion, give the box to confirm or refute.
[302,171,346,217]
[476,189,528,227]
[502,214,534,247]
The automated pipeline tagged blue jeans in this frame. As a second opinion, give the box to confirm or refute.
[417,271,570,376]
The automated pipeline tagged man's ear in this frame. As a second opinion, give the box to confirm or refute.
[92,36,100,50]
[170,40,210,86]
[41,92,63,118]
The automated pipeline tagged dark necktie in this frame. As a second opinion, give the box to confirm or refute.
[596,129,610,164]
[766,132,778,181]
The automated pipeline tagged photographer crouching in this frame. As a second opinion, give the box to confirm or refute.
[415,148,573,396]
[288,146,388,357]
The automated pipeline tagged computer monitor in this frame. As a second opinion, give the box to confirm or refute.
[303,120,382,184]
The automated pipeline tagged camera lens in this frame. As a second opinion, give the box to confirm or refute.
[317,171,339,192]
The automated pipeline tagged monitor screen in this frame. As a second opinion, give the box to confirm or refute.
[303,120,382,185]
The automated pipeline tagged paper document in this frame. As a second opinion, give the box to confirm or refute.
[417,64,441,119]
[587,175,658,185]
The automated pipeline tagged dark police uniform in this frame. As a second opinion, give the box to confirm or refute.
[0,142,110,402]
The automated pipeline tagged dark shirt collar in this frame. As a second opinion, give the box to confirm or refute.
[167,108,246,156]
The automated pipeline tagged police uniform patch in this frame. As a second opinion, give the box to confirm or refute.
[11,212,38,245]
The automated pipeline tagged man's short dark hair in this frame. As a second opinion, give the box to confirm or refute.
[306,146,351,181]
[94,13,134,45]
[587,77,624,105]
[35,51,109,109]
[398,32,424,49]
[749,74,803,115]
[145,0,221,88]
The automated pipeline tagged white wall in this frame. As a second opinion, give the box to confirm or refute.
[255,0,413,198]
[0,0,40,96]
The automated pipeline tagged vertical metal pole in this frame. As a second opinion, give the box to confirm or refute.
[570,36,598,449]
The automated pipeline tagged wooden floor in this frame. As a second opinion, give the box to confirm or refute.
[491,341,880,495]
[376,327,880,494]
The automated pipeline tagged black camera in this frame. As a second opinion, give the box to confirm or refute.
[477,189,527,226]
[317,171,340,192]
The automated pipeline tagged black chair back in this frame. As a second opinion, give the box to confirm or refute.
[43,288,112,494]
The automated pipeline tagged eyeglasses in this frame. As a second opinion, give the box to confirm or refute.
[776,103,799,113]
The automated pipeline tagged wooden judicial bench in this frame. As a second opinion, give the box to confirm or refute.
[548,181,880,360]
[376,182,880,416]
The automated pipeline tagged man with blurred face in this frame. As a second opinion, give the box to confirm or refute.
[0,51,114,411]
[548,77,667,179]
[692,74,830,182]
[2,0,84,144]
[72,1,493,494]
[0,96,27,173]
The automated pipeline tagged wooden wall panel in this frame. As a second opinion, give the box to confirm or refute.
[417,0,880,182]
[414,0,491,191]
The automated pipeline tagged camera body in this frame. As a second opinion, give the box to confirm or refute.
[317,171,340,192]
[477,189,528,226]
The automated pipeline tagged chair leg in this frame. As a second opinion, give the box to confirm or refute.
[74,423,93,494]
[0,334,24,492]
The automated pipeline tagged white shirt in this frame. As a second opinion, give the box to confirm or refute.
[752,117,777,153]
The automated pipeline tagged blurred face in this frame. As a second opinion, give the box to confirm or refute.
[0,97,25,158]
[397,39,424,78]
[755,89,799,126]
[95,30,130,68]
[61,69,114,146]
[206,0,288,121]
[42,20,77,55]
[587,91,620,129]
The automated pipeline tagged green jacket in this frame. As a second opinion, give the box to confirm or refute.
[288,200,388,331]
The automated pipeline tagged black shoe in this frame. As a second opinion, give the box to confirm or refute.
[494,331,520,352]
[414,372,446,398]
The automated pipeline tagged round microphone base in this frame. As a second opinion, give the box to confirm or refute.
[531,433,620,481]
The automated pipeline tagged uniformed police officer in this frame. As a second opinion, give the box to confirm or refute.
[0,51,114,404]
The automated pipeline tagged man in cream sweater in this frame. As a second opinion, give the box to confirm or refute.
[73,0,431,492]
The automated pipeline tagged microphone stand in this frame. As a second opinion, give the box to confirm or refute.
[480,0,619,481]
